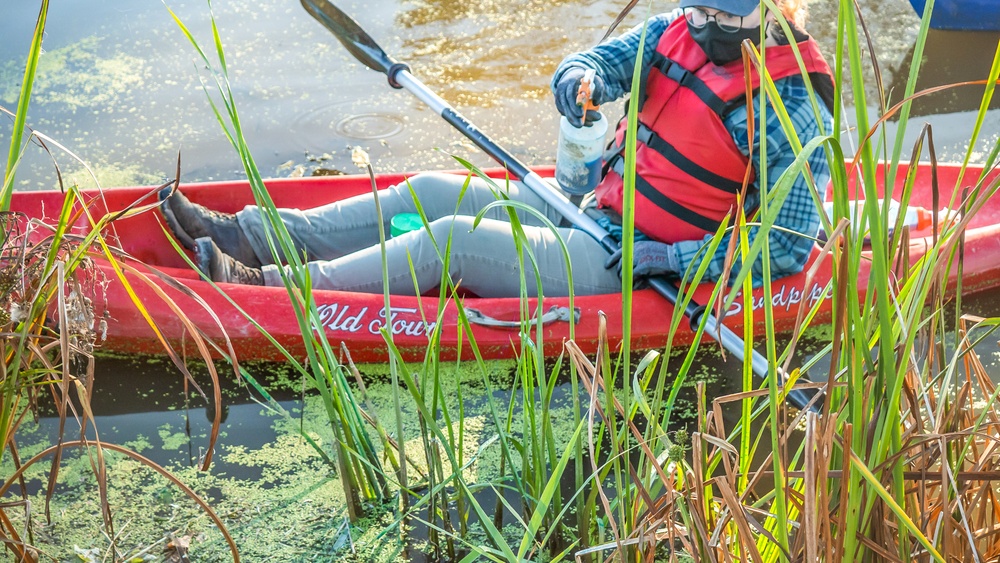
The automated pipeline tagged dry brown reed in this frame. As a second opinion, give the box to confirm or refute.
[564,310,1000,562]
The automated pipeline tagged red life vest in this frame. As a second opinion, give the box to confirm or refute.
[595,17,834,244]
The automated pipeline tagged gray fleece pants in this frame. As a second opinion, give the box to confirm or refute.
[234,172,622,298]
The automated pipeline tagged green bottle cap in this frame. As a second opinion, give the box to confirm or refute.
[390,213,424,238]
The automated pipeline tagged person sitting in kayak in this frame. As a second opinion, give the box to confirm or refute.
[159,0,834,298]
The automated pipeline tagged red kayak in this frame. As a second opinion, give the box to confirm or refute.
[11,162,999,363]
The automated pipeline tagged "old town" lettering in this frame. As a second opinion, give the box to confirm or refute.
[315,304,436,337]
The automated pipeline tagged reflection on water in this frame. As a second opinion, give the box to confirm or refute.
[887,28,1000,115]
[31,356,300,474]
[1,0,996,190]
[0,0,620,188]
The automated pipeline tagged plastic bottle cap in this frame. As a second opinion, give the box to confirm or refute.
[390,213,424,238]
[915,208,933,230]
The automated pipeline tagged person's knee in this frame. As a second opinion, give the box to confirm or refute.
[427,216,478,246]
[400,173,456,203]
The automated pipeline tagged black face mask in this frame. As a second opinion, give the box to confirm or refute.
[687,20,763,66]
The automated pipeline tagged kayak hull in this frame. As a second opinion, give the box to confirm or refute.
[907,0,1000,31]
[12,163,1000,363]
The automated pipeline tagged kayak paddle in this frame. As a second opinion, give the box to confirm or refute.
[299,0,818,412]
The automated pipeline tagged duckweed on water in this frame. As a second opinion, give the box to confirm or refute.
[158,425,191,452]
[5,357,605,559]
[5,349,733,559]
[0,36,148,110]
[63,162,161,190]
[5,425,347,561]
[122,435,155,455]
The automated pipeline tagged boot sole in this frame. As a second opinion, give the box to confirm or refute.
[193,236,216,280]
[159,186,198,251]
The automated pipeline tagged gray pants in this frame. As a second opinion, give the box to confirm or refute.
[235,173,621,298]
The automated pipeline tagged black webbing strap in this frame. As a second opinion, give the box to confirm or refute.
[608,123,744,195]
[646,53,751,118]
[649,53,736,117]
[642,123,743,194]
[610,158,724,233]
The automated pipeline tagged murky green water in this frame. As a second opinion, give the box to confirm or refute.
[2,0,1000,560]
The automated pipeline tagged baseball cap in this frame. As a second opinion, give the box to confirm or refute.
[679,0,761,17]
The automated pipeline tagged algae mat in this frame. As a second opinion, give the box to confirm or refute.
[3,357,587,561]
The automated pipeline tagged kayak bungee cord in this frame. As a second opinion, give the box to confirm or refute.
[299,0,818,412]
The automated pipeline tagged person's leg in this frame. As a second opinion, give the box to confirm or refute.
[260,215,621,297]
[237,172,567,266]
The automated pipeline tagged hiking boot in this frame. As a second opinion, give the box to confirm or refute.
[159,186,262,268]
[194,237,264,286]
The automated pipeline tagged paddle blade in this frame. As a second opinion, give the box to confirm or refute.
[300,0,396,75]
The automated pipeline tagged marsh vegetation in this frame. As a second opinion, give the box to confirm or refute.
[2,0,1000,561]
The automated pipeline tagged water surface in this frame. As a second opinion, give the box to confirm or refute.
[3,0,996,191]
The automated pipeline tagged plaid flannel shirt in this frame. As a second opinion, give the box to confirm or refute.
[552,10,833,285]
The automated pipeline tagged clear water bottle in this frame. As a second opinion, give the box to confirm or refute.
[555,69,608,196]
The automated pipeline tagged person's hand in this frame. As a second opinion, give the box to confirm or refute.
[604,241,680,282]
[553,67,605,127]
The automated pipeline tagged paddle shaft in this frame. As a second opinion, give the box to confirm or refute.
[397,68,813,410]
[393,73,617,249]
[304,0,815,412]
